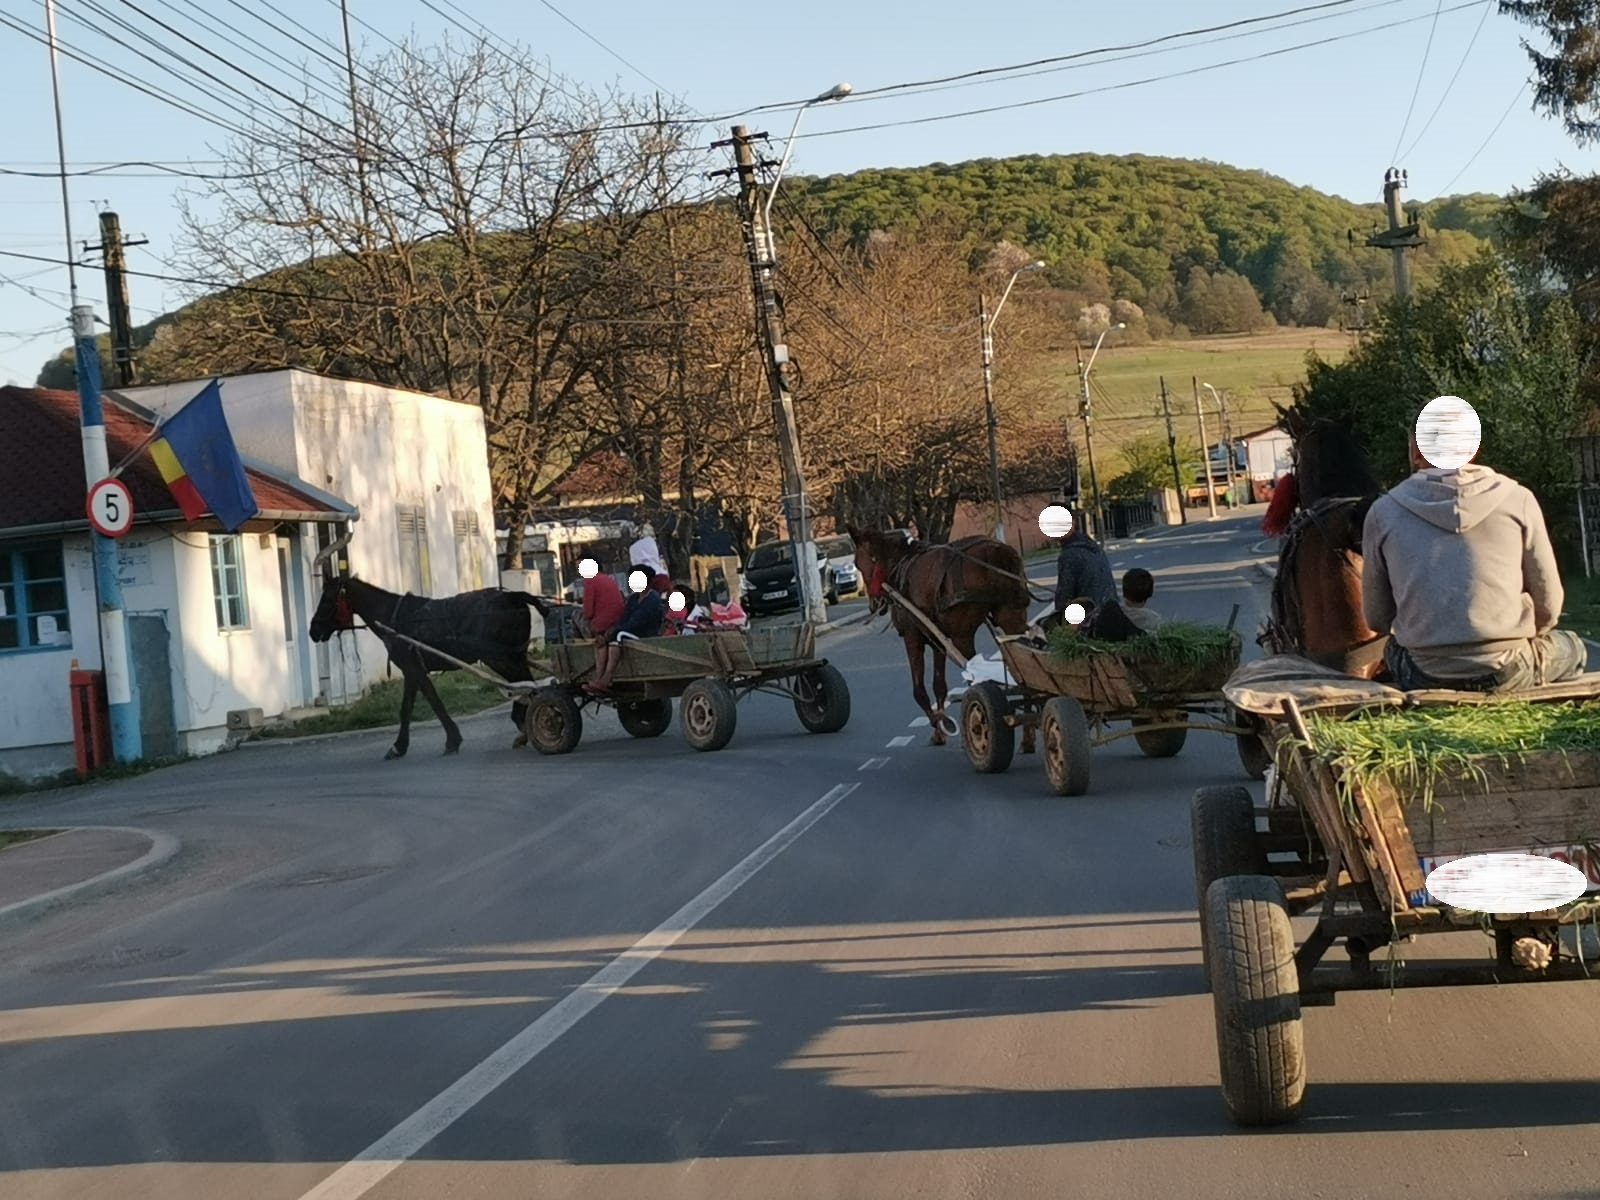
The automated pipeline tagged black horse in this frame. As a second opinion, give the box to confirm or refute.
[308,574,552,759]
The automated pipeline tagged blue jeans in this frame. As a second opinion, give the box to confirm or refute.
[1384,631,1589,693]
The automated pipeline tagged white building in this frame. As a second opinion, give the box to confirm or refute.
[0,370,499,782]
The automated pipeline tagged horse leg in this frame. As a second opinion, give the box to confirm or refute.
[414,669,464,755]
[387,665,418,760]
[930,644,952,745]
[903,636,941,746]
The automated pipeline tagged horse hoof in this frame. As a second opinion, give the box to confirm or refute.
[444,744,462,756]
[929,733,945,747]
[512,734,528,750]
[384,746,405,760]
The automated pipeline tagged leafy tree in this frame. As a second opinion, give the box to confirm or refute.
[1500,0,1600,146]
[1105,432,1196,499]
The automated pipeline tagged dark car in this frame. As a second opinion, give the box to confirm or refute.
[741,540,804,616]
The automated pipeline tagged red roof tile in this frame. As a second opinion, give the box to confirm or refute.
[0,385,346,531]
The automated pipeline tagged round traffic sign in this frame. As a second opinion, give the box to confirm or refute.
[87,478,135,538]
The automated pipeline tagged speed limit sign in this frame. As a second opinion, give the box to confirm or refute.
[87,478,135,538]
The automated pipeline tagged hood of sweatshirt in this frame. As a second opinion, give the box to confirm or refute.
[1385,464,1519,533]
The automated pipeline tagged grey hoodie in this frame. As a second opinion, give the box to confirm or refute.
[1362,464,1564,676]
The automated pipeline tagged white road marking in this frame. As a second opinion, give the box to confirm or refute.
[886,736,914,747]
[909,717,928,727]
[858,757,889,771]
[293,782,862,1200]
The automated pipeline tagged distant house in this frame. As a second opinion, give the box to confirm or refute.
[0,369,501,782]
[0,384,350,780]
[1238,425,1296,503]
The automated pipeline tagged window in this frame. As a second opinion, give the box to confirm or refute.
[210,535,250,629]
[397,505,432,596]
[0,542,72,652]
[453,510,483,590]
[747,542,793,571]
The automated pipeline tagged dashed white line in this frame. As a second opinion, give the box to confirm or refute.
[909,717,928,728]
[294,782,861,1200]
[886,735,914,748]
[858,757,889,771]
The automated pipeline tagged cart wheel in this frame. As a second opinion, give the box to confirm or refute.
[1205,875,1306,1127]
[1231,706,1271,780]
[617,698,672,738]
[1133,712,1188,758]
[961,681,1015,773]
[794,662,851,734]
[1191,785,1267,977]
[680,678,737,752]
[1040,696,1091,796]
[525,690,582,755]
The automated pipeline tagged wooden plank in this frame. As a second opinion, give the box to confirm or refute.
[1399,788,1600,857]
[1266,724,1373,885]
[1341,767,1427,901]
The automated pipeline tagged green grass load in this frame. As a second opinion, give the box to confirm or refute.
[1046,620,1237,665]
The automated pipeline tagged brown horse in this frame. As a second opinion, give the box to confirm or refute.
[847,526,1036,748]
[1261,407,1388,679]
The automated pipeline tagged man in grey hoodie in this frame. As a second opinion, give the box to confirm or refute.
[1362,432,1587,693]
[1054,510,1118,618]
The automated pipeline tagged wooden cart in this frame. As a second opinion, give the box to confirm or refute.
[1198,655,1600,1127]
[959,627,1264,795]
[522,620,851,755]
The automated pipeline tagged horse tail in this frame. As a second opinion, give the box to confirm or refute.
[1262,472,1298,536]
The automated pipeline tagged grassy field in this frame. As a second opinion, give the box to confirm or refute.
[1032,326,1353,468]
[257,672,512,739]
[1560,575,1600,643]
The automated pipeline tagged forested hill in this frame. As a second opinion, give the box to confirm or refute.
[790,153,1503,331]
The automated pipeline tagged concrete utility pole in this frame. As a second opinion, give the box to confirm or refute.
[1203,382,1232,509]
[1076,322,1123,541]
[44,0,141,763]
[1193,376,1217,520]
[979,259,1044,543]
[1158,376,1187,526]
[722,122,828,625]
[1364,168,1424,299]
[86,211,146,387]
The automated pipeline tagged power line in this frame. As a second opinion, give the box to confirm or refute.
[783,0,1486,144]
[1390,0,1445,165]
[1436,80,1530,195]
[1399,0,1493,162]
[532,0,677,97]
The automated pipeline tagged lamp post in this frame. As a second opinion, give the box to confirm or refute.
[752,81,850,628]
[1202,382,1233,509]
[1077,322,1125,541]
[981,260,1045,543]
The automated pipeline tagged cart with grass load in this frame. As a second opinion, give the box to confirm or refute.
[959,608,1267,795]
[1197,655,1600,1128]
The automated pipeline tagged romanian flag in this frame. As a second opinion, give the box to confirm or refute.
[149,379,260,532]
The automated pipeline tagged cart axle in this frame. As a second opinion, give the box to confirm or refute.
[1302,956,1598,999]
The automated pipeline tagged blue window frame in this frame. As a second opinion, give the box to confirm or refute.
[0,542,72,653]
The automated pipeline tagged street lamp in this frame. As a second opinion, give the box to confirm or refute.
[981,259,1046,543]
[1077,322,1125,541]
[756,81,850,629]
[1201,382,1233,510]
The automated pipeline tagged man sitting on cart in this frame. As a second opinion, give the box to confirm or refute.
[584,564,668,695]
[1054,509,1117,621]
[1362,406,1587,694]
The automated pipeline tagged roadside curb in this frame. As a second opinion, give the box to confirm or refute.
[817,609,875,635]
[0,825,181,927]
[239,701,519,749]
[1256,561,1278,582]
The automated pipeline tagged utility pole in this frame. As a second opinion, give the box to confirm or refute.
[85,211,146,387]
[721,124,825,626]
[1159,377,1187,526]
[1193,376,1217,520]
[979,294,1005,542]
[44,0,141,763]
[1075,342,1102,541]
[1203,382,1233,510]
[1364,168,1424,299]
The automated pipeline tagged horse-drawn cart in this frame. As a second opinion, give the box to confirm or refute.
[1197,655,1600,1127]
[960,619,1266,795]
[523,620,851,755]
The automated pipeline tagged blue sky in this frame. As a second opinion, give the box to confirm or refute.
[0,0,1588,385]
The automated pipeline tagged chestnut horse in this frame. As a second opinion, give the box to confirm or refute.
[847,526,1036,748]
[1260,407,1388,679]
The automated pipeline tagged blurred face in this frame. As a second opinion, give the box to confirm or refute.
[628,570,649,594]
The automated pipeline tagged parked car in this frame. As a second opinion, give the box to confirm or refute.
[816,534,863,603]
[741,539,848,616]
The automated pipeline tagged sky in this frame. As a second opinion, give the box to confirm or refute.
[0,0,1589,386]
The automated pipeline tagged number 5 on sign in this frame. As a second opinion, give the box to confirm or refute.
[87,478,135,538]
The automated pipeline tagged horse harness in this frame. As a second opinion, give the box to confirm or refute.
[1262,495,1387,675]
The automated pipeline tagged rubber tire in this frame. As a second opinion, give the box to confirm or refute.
[680,678,738,752]
[617,698,672,738]
[1192,785,1267,978]
[1204,875,1306,1127]
[526,690,582,755]
[1232,706,1272,780]
[1133,713,1189,758]
[961,681,1015,774]
[1040,695,1092,796]
[794,662,851,734]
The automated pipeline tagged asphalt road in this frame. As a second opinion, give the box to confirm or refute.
[4,510,1600,1199]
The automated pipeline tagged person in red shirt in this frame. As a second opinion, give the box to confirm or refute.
[578,559,624,639]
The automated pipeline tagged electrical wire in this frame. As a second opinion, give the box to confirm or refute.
[532,0,677,98]
[1390,0,1445,165]
[1436,80,1530,195]
[1398,0,1493,162]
